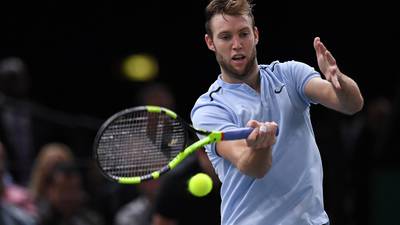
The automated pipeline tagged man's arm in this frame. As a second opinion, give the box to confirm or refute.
[305,37,364,115]
[216,121,278,178]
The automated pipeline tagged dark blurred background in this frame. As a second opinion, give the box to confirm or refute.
[0,0,398,224]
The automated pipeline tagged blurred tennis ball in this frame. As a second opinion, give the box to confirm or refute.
[188,172,213,197]
[122,54,158,81]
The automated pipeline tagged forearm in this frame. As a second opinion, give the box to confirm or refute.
[336,72,364,115]
[236,146,272,178]
[216,122,277,179]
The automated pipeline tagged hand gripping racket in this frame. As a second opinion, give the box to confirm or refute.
[93,105,278,184]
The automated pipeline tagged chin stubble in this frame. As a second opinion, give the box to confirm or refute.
[216,47,257,81]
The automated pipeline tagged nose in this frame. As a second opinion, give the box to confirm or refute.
[232,36,242,50]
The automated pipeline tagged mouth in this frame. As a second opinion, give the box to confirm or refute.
[231,54,246,64]
[232,54,245,61]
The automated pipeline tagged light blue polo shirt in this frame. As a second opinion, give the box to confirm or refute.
[191,60,329,225]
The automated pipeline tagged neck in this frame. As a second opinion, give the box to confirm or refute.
[221,66,260,92]
[247,71,260,92]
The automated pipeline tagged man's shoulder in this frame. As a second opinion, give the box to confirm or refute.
[191,80,227,113]
[259,60,307,71]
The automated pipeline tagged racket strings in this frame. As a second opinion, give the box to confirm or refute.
[97,110,186,178]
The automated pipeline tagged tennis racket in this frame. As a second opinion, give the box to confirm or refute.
[93,105,278,184]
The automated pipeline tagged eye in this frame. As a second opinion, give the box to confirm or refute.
[239,31,250,38]
[218,33,231,41]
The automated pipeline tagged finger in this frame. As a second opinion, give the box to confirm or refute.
[259,125,267,133]
[318,39,328,53]
[325,50,336,65]
[313,37,320,52]
[255,122,277,147]
[246,127,260,145]
[265,122,278,136]
[314,37,324,58]
[331,75,341,89]
[246,120,259,128]
[246,120,262,144]
[248,122,268,146]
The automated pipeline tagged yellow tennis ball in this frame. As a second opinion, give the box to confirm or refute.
[122,54,158,81]
[188,172,213,197]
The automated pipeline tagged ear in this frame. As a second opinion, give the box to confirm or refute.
[254,26,259,45]
[205,34,216,51]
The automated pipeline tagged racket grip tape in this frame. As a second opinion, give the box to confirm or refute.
[222,126,279,141]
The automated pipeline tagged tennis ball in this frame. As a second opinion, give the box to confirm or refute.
[122,54,158,81]
[188,172,213,197]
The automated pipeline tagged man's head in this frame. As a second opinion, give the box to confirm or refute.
[204,0,259,82]
[205,0,255,37]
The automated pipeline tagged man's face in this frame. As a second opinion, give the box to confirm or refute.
[205,14,259,82]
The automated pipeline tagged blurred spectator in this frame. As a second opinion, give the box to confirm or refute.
[1,141,36,225]
[37,161,104,225]
[29,142,74,204]
[353,96,393,159]
[85,159,123,225]
[346,96,393,225]
[152,150,221,225]
[0,56,35,185]
[134,82,176,110]
[0,141,36,216]
[114,179,160,225]
[311,96,394,225]
[0,57,99,187]
[0,57,30,98]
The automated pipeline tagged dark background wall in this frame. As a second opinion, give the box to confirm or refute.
[0,0,398,224]
[1,1,397,116]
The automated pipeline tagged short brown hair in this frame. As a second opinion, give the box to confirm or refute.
[205,0,255,36]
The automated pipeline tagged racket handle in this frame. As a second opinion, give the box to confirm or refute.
[223,126,279,141]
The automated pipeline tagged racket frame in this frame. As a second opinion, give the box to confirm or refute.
[93,105,221,184]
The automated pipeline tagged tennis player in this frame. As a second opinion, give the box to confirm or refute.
[190,0,364,224]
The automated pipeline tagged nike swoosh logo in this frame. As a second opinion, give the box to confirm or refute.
[274,85,285,94]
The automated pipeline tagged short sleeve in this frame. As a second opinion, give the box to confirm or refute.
[191,103,238,156]
[279,61,321,107]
